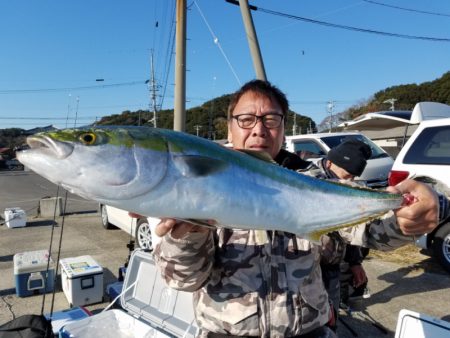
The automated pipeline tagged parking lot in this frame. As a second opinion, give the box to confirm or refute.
[1,171,449,337]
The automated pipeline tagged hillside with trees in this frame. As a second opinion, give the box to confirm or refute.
[0,129,26,150]
[2,71,449,147]
[343,71,450,120]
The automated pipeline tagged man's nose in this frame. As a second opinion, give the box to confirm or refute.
[251,118,267,135]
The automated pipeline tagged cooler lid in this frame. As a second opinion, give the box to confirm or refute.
[13,250,54,274]
[59,255,103,278]
[5,207,26,214]
[121,250,197,338]
[395,309,450,338]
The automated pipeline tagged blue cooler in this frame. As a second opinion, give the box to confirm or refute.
[14,250,55,297]
[45,306,92,335]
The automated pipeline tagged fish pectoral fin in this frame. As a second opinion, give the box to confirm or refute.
[173,155,228,177]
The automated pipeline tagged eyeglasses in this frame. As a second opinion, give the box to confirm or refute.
[231,113,284,129]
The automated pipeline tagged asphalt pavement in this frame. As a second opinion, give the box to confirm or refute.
[1,170,449,337]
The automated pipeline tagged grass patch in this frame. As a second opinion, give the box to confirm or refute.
[368,244,445,274]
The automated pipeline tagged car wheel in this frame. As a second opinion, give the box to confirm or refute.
[135,218,153,251]
[432,222,450,273]
[100,205,113,229]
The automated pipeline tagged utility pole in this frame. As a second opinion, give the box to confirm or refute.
[327,100,335,133]
[174,0,186,131]
[236,0,266,80]
[149,51,158,128]
[74,96,79,128]
[208,76,216,140]
[383,98,397,111]
[292,113,297,135]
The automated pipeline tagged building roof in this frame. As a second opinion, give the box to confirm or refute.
[338,102,450,133]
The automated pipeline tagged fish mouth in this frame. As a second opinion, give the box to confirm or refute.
[27,135,74,159]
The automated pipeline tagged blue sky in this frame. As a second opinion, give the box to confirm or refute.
[1,0,449,130]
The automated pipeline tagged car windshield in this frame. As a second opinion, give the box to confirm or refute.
[320,135,389,159]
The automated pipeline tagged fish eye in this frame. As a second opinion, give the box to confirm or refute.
[79,132,97,145]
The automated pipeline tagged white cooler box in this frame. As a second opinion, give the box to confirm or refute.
[14,250,55,297]
[60,250,198,338]
[60,255,104,307]
[395,309,450,338]
[4,207,26,228]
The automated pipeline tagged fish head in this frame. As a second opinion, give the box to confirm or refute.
[17,126,168,201]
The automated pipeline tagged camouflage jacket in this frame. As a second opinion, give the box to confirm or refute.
[153,150,448,337]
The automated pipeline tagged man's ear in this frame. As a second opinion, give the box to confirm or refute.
[227,124,233,143]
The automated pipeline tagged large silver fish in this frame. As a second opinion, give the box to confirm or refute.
[17,126,403,238]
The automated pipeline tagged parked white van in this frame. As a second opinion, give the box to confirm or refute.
[389,118,450,273]
[285,132,394,188]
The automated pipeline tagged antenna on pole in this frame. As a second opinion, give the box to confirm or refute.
[383,98,397,111]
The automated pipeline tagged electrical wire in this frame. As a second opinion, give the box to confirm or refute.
[0,80,147,95]
[158,10,176,110]
[194,1,242,85]
[231,2,450,42]
[0,116,94,120]
[362,0,450,18]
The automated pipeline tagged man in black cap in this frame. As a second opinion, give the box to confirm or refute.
[313,138,373,181]
[299,139,373,330]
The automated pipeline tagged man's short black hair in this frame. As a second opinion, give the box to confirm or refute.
[227,79,289,124]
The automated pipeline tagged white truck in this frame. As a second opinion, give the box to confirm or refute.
[389,117,450,273]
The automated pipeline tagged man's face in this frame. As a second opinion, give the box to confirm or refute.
[227,91,285,159]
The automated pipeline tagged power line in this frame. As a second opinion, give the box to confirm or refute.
[194,0,241,85]
[290,100,355,105]
[257,6,450,42]
[226,1,450,42]
[158,5,176,110]
[0,116,96,120]
[362,0,450,18]
[0,80,147,95]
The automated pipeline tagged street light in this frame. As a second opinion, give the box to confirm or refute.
[383,98,397,111]
[327,100,335,133]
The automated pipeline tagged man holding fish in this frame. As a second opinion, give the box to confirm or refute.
[154,80,447,337]
[16,79,448,337]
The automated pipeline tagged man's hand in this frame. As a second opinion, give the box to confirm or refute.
[387,179,439,236]
[155,218,210,239]
[350,264,368,288]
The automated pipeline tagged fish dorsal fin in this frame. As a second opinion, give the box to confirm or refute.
[238,149,277,164]
[173,155,228,177]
